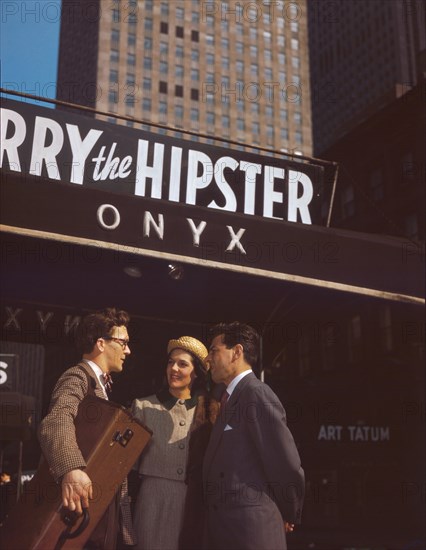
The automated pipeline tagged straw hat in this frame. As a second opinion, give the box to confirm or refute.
[167,336,208,367]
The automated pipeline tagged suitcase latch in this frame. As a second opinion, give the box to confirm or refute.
[111,428,134,447]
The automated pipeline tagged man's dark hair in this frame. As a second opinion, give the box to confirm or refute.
[75,308,130,354]
[209,322,259,369]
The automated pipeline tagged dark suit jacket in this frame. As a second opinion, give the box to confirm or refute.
[38,361,135,547]
[202,372,304,550]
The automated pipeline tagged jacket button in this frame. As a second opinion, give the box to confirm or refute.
[179,420,186,426]
[178,399,185,405]
[177,468,183,475]
[179,443,185,449]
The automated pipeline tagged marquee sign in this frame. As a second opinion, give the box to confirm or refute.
[0,98,424,303]
[0,98,326,225]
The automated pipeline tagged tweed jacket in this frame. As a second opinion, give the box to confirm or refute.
[38,361,136,546]
[131,392,196,482]
[202,372,305,550]
[38,362,105,480]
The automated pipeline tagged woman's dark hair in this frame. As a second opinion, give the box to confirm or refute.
[75,308,130,354]
[209,322,259,369]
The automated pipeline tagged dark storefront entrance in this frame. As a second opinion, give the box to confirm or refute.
[1,98,424,549]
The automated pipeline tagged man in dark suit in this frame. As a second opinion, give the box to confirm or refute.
[38,307,135,549]
[202,322,304,550]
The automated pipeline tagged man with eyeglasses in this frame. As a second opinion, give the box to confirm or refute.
[38,307,134,549]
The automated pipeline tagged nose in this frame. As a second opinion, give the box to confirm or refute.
[125,344,131,355]
[170,362,179,372]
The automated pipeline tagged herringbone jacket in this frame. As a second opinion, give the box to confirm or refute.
[38,361,136,546]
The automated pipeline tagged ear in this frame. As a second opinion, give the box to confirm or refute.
[233,344,244,361]
[96,338,105,352]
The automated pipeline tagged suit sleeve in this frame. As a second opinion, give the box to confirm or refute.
[247,384,305,524]
[38,367,89,481]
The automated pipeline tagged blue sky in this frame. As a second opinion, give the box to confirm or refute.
[1,0,61,106]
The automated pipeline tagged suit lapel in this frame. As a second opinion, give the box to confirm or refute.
[203,372,254,478]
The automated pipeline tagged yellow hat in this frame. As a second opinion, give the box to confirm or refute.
[167,336,208,367]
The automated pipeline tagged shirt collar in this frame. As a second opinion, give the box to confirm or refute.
[85,360,108,396]
[226,369,252,397]
[156,388,198,410]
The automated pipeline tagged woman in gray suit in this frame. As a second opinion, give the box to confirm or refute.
[131,336,209,550]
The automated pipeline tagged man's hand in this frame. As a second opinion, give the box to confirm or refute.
[284,522,295,533]
[61,469,93,515]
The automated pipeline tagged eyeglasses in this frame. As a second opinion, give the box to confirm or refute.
[102,336,130,350]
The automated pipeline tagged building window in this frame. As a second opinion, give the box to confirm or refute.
[160,61,168,74]
[191,69,199,81]
[206,34,214,46]
[160,41,168,56]
[176,6,184,19]
[127,53,136,66]
[176,26,184,38]
[145,18,153,31]
[295,131,303,145]
[292,56,300,70]
[236,41,244,54]
[175,85,183,97]
[206,112,215,125]
[160,2,168,16]
[111,29,119,44]
[249,28,257,40]
[206,53,214,65]
[109,69,118,83]
[222,115,230,128]
[160,22,168,34]
[252,121,260,135]
[112,8,120,23]
[159,81,167,94]
[142,98,151,111]
[108,90,117,104]
[281,128,289,140]
[143,57,152,70]
[110,49,119,63]
[190,88,199,101]
[176,46,184,58]
[175,104,183,119]
[128,33,136,47]
[265,105,273,118]
[222,57,230,70]
[206,15,214,27]
[236,60,244,73]
[221,37,229,50]
[265,49,272,62]
[191,11,199,24]
[143,77,151,91]
[294,112,302,125]
[191,30,199,42]
[237,118,245,131]
[159,101,167,115]
[190,108,199,121]
[278,53,286,65]
[291,38,299,50]
[175,65,184,78]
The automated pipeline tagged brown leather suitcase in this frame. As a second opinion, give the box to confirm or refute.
[0,395,151,550]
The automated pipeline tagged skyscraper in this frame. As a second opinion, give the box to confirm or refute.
[308,0,425,155]
[57,0,313,155]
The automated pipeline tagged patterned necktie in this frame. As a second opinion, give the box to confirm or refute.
[102,372,113,394]
[220,390,229,408]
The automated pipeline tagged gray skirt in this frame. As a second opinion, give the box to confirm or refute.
[134,475,188,550]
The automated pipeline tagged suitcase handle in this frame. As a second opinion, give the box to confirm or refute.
[55,507,90,549]
[62,507,90,539]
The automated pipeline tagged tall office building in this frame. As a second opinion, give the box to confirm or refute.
[308,0,425,155]
[57,0,312,155]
